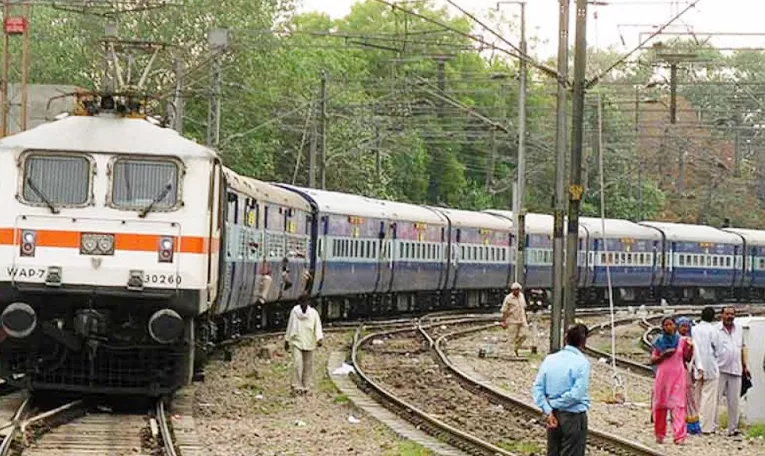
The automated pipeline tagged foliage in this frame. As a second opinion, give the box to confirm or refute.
[13,1,765,226]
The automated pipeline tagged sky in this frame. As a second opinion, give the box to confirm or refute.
[297,0,765,60]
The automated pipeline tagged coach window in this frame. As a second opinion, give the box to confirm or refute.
[110,157,181,212]
[21,152,93,207]
[726,256,732,267]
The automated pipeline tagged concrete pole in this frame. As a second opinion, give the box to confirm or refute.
[309,111,317,188]
[550,0,570,352]
[172,58,184,133]
[514,1,527,285]
[206,29,228,149]
[320,70,328,189]
[563,0,589,331]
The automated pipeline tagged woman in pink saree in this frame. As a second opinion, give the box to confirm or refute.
[651,317,694,444]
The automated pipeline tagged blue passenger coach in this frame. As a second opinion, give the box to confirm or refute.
[277,186,387,300]
[578,217,662,303]
[640,221,743,302]
[434,208,513,307]
[722,228,765,300]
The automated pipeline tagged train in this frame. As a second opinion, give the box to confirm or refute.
[1,94,764,396]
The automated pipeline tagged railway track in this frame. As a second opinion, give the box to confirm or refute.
[352,318,519,456]
[353,313,663,456]
[583,303,765,377]
[420,320,664,456]
[0,393,181,456]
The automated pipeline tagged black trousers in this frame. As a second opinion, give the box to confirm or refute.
[547,411,587,456]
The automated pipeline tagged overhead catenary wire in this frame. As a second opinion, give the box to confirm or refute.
[594,94,627,403]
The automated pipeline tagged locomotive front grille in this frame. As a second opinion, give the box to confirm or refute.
[0,339,187,395]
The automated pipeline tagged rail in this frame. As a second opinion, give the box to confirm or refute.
[351,317,516,456]
[425,322,665,456]
[157,398,178,456]
[0,392,30,456]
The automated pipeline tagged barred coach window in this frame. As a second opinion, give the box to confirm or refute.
[22,154,90,205]
[112,158,179,210]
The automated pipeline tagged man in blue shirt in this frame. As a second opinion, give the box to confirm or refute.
[531,324,591,456]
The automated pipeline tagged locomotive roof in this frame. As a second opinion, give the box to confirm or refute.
[223,168,311,211]
[722,228,765,246]
[431,207,512,231]
[639,221,743,245]
[579,217,662,241]
[0,115,218,159]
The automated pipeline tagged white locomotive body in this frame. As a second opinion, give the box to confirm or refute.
[0,112,221,394]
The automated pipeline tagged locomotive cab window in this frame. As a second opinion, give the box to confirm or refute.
[110,157,181,211]
[21,152,92,207]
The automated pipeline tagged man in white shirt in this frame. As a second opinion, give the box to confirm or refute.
[501,282,528,357]
[692,307,720,434]
[284,297,324,395]
[715,306,750,436]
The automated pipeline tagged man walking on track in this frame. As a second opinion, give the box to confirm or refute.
[532,324,591,456]
[501,282,529,356]
[284,297,324,395]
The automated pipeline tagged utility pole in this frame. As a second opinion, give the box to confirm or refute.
[436,57,446,118]
[635,87,643,221]
[669,62,678,125]
[171,57,184,133]
[206,28,228,149]
[563,0,588,331]
[1,0,31,137]
[734,117,741,177]
[486,79,509,192]
[655,51,695,194]
[309,113,317,188]
[319,70,328,190]
[513,1,527,286]
[550,0,569,352]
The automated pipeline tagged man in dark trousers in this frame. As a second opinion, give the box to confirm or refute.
[531,324,591,456]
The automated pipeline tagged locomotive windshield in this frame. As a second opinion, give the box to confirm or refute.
[111,158,179,212]
[22,153,90,208]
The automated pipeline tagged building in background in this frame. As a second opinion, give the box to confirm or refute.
[5,84,83,135]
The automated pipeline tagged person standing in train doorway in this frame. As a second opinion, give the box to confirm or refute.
[501,282,529,357]
[284,297,324,395]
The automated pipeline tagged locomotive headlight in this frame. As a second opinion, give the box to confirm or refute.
[23,232,34,244]
[97,237,114,254]
[80,233,115,256]
[81,238,97,253]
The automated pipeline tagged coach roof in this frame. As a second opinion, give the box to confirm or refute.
[579,217,662,241]
[639,221,742,245]
[434,207,512,231]
[722,228,765,247]
[223,169,311,211]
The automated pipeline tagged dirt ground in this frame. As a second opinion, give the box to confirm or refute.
[192,332,432,456]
